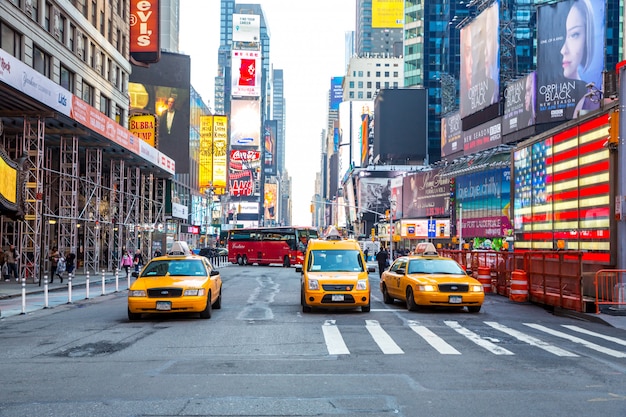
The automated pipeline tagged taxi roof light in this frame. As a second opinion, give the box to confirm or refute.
[415,242,439,256]
[168,241,192,256]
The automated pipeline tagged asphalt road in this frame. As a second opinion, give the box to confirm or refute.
[0,265,625,417]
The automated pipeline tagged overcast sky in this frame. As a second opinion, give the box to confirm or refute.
[179,0,356,226]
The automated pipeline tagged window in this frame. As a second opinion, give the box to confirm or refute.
[0,22,22,58]
[116,29,121,51]
[349,81,354,88]
[367,81,372,88]
[358,81,363,88]
[58,15,66,42]
[349,91,354,99]
[100,11,105,35]
[60,65,74,92]
[69,24,75,50]
[393,71,398,77]
[384,71,390,77]
[89,42,95,67]
[100,95,110,117]
[376,81,381,89]
[45,2,51,31]
[26,0,38,21]
[376,71,380,77]
[91,1,97,25]
[367,91,372,99]
[107,19,112,42]
[82,81,94,105]
[358,91,363,99]
[33,45,51,77]
[358,71,363,77]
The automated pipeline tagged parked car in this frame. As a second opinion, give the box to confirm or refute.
[128,242,222,320]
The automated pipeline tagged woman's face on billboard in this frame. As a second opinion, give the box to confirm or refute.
[560,5,586,80]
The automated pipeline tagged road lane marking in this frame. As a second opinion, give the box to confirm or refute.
[366,320,404,354]
[561,325,626,347]
[445,320,514,355]
[524,323,626,358]
[408,320,460,354]
[322,320,350,355]
[485,321,578,357]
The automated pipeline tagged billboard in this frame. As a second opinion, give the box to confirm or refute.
[229,149,261,197]
[462,117,502,154]
[441,111,462,158]
[231,50,261,98]
[459,1,500,119]
[338,100,373,178]
[230,99,261,147]
[129,52,191,173]
[536,0,605,123]
[129,114,157,147]
[232,14,260,42]
[330,76,343,110]
[373,88,427,164]
[199,115,228,194]
[503,72,536,135]
[264,183,277,221]
[402,168,450,218]
[263,120,277,175]
[129,0,160,63]
[372,0,403,28]
[456,167,512,238]
[356,175,402,218]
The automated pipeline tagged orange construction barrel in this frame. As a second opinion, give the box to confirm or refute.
[476,266,492,293]
[509,270,529,302]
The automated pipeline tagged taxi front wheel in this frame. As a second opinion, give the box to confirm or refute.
[406,287,419,312]
[200,292,213,319]
[381,284,394,304]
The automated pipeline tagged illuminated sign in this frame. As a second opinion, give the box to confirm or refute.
[129,114,157,147]
[372,0,403,28]
[129,0,161,63]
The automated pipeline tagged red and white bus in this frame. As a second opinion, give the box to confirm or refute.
[227,226,319,267]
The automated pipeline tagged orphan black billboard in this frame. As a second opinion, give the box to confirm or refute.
[502,72,536,135]
[536,0,605,123]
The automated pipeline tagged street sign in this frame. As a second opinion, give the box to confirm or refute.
[428,219,436,238]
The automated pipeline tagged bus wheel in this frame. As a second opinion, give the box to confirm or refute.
[242,255,248,265]
[283,256,290,267]
[237,255,244,265]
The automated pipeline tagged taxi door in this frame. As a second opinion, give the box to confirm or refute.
[387,259,407,298]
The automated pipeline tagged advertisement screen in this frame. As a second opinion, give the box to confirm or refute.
[338,101,373,177]
[129,0,160,63]
[459,2,500,119]
[263,120,277,175]
[230,99,261,147]
[264,183,277,221]
[513,115,610,262]
[229,150,261,197]
[232,14,260,42]
[402,168,449,218]
[441,111,462,158]
[129,52,191,173]
[462,117,502,154]
[330,76,343,110]
[199,115,228,194]
[372,0,403,28]
[231,50,261,98]
[503,72,536,135]
[129,114,157,147]
[536,0,605,123]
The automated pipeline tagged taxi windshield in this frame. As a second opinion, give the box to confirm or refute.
[141,259,207,277]
[308,250,364,272]
[408,259,466,275]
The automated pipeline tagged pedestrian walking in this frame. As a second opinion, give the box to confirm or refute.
[133,249,144,273]
[376,247,389,278]
[363,248,369,262]
[120,250,133,275]
[65,250,76,275]
[49,247,63,283]
[3,244,19,281]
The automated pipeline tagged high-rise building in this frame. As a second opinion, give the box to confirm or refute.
[355,0,403,57]
[159,0,181,53]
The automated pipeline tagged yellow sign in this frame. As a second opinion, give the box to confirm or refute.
[0,156,17,204]
[212,115,228,190]
[199,115,214,193]
[199,115,228,195]
[372,0,403,29]
[128,114,157,147]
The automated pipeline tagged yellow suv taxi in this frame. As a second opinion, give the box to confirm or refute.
[296,231,374,313]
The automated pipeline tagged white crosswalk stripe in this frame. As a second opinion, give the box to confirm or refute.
[485,321,578,357]
[445,320,514,355]
[408,320,461,355]
[321,320,626,358]
[322,320,350,355]
[524,323,626,358]
[365,320,404,354]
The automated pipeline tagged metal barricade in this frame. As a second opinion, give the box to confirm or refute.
[594,269,626,314]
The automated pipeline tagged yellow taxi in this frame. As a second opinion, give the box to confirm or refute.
[296,229,374,313]
[127,242,222,320]
[380,242,484,313]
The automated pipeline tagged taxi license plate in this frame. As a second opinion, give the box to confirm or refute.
[449,296,462,304]
[156,301,171,311]
[331,294,345,302]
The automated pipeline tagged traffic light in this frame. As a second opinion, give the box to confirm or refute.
[607,110,619,148]
[310,203,314,213]
[385,209,390,220]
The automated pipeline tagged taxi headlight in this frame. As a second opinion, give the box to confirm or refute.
[470,284,484,292]
[417,285,436,292]
[129,290,146,297]
[356,279,368,290]
[184,288,206,296]
[308,279,319,290]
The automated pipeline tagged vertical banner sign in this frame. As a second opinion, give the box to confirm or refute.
[129,0,161,64]
[212,115,228,191]
[199,115,213,193]
[128,114,157,147]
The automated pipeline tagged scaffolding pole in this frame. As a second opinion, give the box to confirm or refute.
[83,148,102,273]
[58,136,79,256]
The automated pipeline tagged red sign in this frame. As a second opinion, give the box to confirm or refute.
[129,0,160,63]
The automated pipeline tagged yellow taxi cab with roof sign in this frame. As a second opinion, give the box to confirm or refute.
[296,228,374,313]
[380,242,484,313]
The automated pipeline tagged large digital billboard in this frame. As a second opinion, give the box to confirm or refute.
[129,52,191,173]
[462,117,502,154]
[229,149,261,197]
[536,0,605,123]
[330,76,343,110]
[230,99,261,147]
[199,115,228,194]
[231,50,261,98]
[402,168,450,219]
[263,120,277,176]
[459,1,500,119]
[372,0,403,28]
[441,111,462,158]
[232,14,260,43]
[129,0,160,64]
[338,100,373,178]
[503,72,536,135]
[513,114,610,262]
